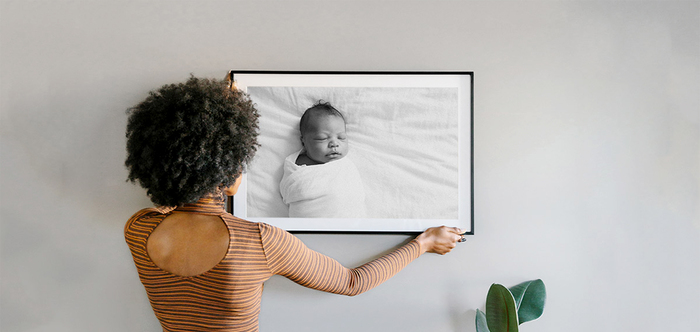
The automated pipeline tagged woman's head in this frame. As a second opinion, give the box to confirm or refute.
[125,76,259,207]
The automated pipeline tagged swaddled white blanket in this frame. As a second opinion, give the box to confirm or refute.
[280,150,366,218]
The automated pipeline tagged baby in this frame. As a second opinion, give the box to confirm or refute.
[279,101,366,218]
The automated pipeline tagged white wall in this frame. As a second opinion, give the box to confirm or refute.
[1,1,697,331]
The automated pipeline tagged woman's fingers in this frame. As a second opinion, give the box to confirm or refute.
[433,226,460,254]
[416,226,466,255]
[450,227,467,243]
[434,241,456,255]
[440,226,462,243]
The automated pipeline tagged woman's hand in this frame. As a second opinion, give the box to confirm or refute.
[415,226,464,255]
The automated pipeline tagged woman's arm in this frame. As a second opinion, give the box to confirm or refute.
[259,224,461,296]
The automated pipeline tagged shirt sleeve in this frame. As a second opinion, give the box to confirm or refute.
[259,223,421,296]
[124,208,161,249]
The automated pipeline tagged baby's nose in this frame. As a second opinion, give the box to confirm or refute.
[329,140,339,147]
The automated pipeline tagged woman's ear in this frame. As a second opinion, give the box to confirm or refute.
[223,176,242,196]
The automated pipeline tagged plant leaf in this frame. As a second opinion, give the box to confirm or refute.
[509,279,546,324]
[485,284,519,332]
[476,309,490,332]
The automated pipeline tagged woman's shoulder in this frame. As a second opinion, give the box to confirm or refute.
[124,207,167,233]
[129,207,169,220]
[220,214,272,238]
[257,222,297,245]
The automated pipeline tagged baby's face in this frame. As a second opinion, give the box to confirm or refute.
[301,114,349,164]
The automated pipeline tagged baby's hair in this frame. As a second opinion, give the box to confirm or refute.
[299,100,346,135]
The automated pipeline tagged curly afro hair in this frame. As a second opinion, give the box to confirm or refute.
[125,76,259,207]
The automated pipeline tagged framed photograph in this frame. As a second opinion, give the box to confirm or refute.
[227,71,473,234]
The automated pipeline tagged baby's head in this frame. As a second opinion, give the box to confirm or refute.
[299,101,348,164]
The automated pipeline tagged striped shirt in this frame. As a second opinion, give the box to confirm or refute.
[125,196,421,331]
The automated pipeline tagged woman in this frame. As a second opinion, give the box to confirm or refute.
[124,76,463,331]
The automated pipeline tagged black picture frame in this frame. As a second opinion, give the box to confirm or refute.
[227,71,473,235]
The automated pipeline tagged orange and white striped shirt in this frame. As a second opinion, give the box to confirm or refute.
[125,196,421,331]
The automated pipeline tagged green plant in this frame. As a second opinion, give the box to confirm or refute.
[475,279,546,332]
